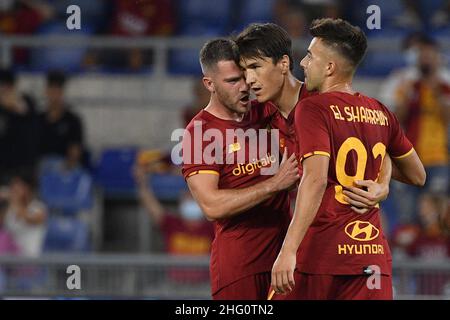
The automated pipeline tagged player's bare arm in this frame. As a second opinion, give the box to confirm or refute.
[271,154,329,294]
[186,148,299,221]
[391,149,426,186]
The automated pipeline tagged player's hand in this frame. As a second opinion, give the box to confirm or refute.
[271,251,296,295]
[342,180,389,214]
[272,148,300,192]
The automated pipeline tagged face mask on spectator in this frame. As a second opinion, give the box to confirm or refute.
[179,200,203,221]
[419,64,433,77]
[404,48,418,66]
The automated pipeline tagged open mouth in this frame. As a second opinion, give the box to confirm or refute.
[252,87,262,95]
[239,95,250,103]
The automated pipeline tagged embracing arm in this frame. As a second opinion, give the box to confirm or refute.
[187,150,299,221]
[391,149,426,186]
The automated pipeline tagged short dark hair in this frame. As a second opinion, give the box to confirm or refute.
[47,70,67,87]
[235,23,294,71]
[309,18,367,68]
[199,38,240,74]
[0,68,16,86]
[418,35,439,49]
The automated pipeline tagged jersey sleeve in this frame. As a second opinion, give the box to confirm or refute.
[181,120,222,179]
[386,110,414,159]
[295,99,331,162]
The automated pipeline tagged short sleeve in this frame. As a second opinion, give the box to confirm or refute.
[182,120,222,179]
[386,111,414,159]
[295,99,331,162]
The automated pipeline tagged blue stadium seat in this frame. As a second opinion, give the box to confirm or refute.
[150,173,188,201]
[30,22,93,72]
[357,51,407,77]
[43,216,90,252]
[169,25,220,75]
[94,147,138,196]
[233,0,276,31]
[39,167,94,216]
[176,0,232,34]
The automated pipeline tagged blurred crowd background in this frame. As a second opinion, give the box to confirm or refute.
[0,0,448,299]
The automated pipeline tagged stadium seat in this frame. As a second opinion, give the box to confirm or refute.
[43,216,90,252]
[150,173,188,201]
[357,51,407,77]
[176,0,232,34]
[94,146,138,196]
[39,167,94,216]
[168,25,220,75]
[30,22,93,72]
[233,0,276,31]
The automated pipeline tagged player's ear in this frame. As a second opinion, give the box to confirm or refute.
[280,55,290,75]
[202,76,214,93]
[326,60,336,77]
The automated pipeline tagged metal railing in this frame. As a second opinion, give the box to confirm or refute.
[2,35,449,77]
[0,254,449,299]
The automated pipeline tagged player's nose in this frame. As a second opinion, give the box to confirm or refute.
[240,79,250,92]
[245,71,255,86]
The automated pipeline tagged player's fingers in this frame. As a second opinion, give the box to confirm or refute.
[343,185,370,198]
[280,147,288,165]
[343,196,369,209]
[270,273,277,293]
[288,270,295,288]
[342,190,372,205]
[281,271,292,293]
[276,272,285,294]
[271,271,282,294]
[354,180,374,188]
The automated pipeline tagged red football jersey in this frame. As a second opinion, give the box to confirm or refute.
[294,91,414,275]
[182,107,291,294]
[162,214,213,284]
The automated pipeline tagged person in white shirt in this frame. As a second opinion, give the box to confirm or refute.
[4,169,47,257]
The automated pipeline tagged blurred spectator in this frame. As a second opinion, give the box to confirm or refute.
[0,68,40,184]
[3,169,47,257]
[393,1,423,30]
[95,0,176,71]
[38,70,86,170]
[381,36,449,225]
[133,160,213,283]
[430,0,450,28]
[0,0,54,65]
[394,195,450,296]
[394,37,449,192]
[181,79,210,127]
[275,0,340,25]
[380,32,430,112]
[407,195,449,260]
[0,193,19,255]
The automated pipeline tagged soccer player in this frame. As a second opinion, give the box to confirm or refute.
[182,38,300,300]
[270,18,426,299]
[235,23,391,212]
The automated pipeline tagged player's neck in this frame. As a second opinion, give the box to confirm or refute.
[320,78,354,94]
[205,99,245,122]
[274,74,302,119]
